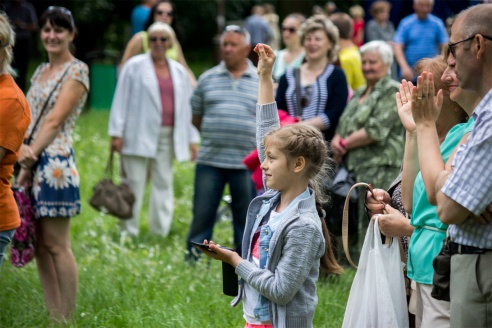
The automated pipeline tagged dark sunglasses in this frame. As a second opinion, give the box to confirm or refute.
[281,26,297,34]
[46,6,75,28]
[156,10,173,17]
[448,34,492,57]
[149,36,168,43]
[300,84,313,108]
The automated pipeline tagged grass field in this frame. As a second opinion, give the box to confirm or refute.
[0,110,355,327]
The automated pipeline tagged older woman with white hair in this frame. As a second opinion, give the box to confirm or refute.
[0,12,30,266]
[275,14,348,141]
[331,40,404,190]
[109,21,199,237]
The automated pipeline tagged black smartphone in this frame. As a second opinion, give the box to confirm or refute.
[191,241,234,252]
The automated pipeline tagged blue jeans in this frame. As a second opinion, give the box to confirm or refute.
[0,229,16,267]
[186,164,254,259]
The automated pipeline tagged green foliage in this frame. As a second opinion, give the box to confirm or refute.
[0,110,353,327]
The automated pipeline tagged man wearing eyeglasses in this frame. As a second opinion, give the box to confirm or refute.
[186,26,257,260]
[393,0,448,82]
[434,4,492,327]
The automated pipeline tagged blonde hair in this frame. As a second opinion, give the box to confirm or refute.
[349,5,365,19]
[147,21,176,47]
[0,12,16,75]
[264,124,343,275]
[299,15,339,63]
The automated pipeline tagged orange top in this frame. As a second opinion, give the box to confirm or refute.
[0,74,31,231]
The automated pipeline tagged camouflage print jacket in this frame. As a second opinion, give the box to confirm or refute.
[336,75,404,176]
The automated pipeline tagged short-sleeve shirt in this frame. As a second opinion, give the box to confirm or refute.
[394,14,448,70]
[130,5,151,35]
[442,89,492,249]
[408,119,474,284]
[0,74,31,231]
[272,49,304,82]
[339,46,365,91]
[191,61,258,169]
[26,59,89,158]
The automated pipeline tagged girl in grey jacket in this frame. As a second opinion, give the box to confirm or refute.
[198,43,343,328]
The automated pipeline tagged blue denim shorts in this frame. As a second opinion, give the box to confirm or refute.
[0,228,16,267]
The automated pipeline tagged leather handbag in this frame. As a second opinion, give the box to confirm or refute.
[89,150,135,219]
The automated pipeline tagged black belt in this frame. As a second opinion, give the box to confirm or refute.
[448,242,490,255]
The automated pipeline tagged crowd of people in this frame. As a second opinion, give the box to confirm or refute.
[0,0,491,327]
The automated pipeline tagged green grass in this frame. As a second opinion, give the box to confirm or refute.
[0,110,354,327]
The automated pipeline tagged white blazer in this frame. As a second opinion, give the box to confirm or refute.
[108,53,199,161]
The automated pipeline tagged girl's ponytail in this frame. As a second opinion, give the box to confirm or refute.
[316,201,344,275]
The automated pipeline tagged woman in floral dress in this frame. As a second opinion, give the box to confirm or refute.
[17,6,89,321]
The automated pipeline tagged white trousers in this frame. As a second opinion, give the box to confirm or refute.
[414,282,450,328]
[120,127,174,237]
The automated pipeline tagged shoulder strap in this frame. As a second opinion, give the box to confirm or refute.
[294,68,303,118]
[141,31,149,53]
[25,64,72,145]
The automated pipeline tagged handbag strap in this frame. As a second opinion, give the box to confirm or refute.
[105,150,128,181]
[294,68,303,118]
[342,182,373,269]
[25,64,72,145]
[105,150,115,180]
[342,182,406,270]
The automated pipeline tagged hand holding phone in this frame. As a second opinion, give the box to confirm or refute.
[191,241,234,253]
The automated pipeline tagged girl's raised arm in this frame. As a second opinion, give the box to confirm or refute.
[254,43,275,105]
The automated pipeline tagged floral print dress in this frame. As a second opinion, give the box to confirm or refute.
[26,59,89,218]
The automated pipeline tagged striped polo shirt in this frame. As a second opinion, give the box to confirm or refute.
[192,60,258,169]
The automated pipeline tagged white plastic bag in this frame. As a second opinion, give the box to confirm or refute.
[342,218,409,328]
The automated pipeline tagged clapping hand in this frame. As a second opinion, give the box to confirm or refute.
[396,79,416,133]
[412,72,443,126]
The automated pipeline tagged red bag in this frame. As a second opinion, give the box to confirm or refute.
[11,187,37,267]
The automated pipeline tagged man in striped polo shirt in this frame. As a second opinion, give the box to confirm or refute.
[186,26,258,260]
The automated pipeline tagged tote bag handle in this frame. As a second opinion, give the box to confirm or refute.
[342,182,405,269]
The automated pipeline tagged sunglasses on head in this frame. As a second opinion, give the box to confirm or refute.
[224,25,246,34]
[46,6,75,28]
[281,26,297,33]
[149,36,168,43]
[156,10,173,17]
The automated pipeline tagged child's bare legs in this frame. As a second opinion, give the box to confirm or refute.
[36,217,77,321]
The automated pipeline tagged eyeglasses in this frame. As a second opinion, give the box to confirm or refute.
[300,84,313,108]
[46,6,75,28]
[149,36,168,43]
[281,26,297,34]
[448,34,492,57]
[156,10,173,17]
